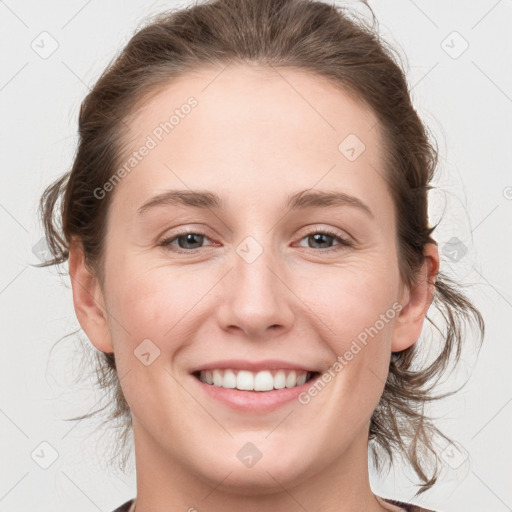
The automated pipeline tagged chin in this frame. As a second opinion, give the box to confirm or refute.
[199,449,314,493]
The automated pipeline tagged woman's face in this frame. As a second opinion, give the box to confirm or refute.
[72,65,436,495]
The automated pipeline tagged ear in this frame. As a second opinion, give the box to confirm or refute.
[391,243,439,352]
[68,237,114,353]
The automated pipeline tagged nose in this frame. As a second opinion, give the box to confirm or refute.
[215,239,296,340]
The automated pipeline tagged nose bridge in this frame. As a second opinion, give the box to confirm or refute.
[236,234,276,294]
[234,233,282,308]
[218,233,294,336]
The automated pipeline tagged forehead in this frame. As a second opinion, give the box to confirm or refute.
[112,64,389,213]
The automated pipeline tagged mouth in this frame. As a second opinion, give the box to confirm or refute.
[188,359,324,412]
[192,368,321,392]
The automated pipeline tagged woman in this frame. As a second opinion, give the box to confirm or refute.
[38,0,484,510]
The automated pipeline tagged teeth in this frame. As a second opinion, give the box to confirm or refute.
[222,369,237,388]
[197,369,312,391]
[296,371,307,386]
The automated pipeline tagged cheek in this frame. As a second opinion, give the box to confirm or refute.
[292,258,400,412]
[100,264,200,417]
[296,260,400,348]
[105,258,202,327]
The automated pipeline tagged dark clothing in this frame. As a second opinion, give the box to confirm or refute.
[383,497,438,511]
[112,497,439,511]
[112,499,133,512]
[114,498,135,512]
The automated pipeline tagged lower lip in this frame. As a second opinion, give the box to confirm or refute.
[191,373,321,413]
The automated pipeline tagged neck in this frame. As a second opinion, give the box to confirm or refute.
[130,418,398,512]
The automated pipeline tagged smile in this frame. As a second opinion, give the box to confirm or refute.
[193,369,320,391]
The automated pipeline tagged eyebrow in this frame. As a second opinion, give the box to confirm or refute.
[137,189,374,218]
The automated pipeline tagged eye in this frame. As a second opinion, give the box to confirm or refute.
[296,228,352,252]
[158,227,353,254]
[159,230,215,252]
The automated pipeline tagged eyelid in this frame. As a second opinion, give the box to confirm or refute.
[296,224,351,239]
[159,227,218,252]
[295,223,353,243]
[157,223,216,242]
[158,224,354,254]
[293,225,354,252]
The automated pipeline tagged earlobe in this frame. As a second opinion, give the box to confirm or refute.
[68,237,114,353]
[391,243,439,353]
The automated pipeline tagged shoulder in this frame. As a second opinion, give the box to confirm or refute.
[111,498,135,512]
[382,497,439,512]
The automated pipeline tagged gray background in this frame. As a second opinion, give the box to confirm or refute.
[1,0,511,511]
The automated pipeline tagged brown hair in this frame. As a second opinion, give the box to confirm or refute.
[37,0,484,496]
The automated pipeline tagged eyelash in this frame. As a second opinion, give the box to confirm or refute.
[158,227,353,254]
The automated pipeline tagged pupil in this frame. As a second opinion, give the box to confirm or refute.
[179,233,203,249]
[310,233,331,248]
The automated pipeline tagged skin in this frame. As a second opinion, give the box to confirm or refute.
[69,64,439,512]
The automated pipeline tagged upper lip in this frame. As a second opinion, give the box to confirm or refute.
[189,359,320,374]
